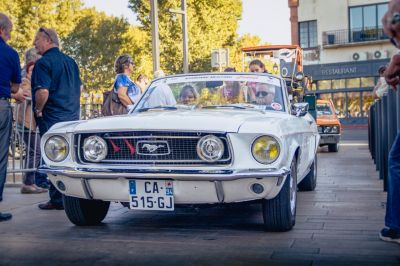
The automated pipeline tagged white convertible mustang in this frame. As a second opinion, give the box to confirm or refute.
[40,73,319,231]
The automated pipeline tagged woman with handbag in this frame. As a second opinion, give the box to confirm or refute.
[113,54,141,112]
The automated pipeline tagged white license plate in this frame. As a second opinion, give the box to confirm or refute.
[128,180,174,211]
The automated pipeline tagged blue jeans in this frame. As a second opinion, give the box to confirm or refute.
[0,101,12,202]
[386,132,400,232]
[36,117,62,206]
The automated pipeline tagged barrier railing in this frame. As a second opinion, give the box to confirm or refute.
[7,100,103,184]
[368,89,400,191]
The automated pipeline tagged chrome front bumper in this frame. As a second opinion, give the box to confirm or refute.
[40,166,290,203]
[39,166,290,181]
[319,134,340,145]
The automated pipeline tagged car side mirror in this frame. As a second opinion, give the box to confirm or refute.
[291,102,309,117]
[295,71,305,81]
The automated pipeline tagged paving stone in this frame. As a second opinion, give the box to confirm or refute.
[0,135,399,265]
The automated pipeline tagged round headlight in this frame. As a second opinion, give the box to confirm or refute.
[323,126,332,133]
[197,135,225,162]
[331,126,339,133]
[252,136,280,164]
[44,136,69,162]
[83,136,108,162]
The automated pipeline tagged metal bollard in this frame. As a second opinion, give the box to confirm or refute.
[370,104,376,162]
[376,100,381,173]
[382,95,388,190]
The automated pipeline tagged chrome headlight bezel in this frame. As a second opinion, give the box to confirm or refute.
[331,126,339,134]
[251,135,280,164]
[83,136,108,163]
[44,135,69,162]
[196,135,225,162]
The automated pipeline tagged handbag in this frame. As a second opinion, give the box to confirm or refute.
[101,86,128,116]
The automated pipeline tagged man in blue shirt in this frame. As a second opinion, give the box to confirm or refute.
[31,27,81,210]
[0,13,22,222]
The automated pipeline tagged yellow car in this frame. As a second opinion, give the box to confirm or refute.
[316,99,341,152]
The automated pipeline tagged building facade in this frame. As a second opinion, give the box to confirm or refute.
[289,0,395,124]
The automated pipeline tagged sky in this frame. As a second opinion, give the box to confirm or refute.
[82,0,291,45]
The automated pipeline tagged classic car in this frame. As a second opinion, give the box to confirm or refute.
[40,73,319,232]
[316,99,341,152]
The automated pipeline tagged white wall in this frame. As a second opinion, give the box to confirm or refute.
[298,0,393,65]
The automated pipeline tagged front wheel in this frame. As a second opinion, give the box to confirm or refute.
[328,143,338,152]
[262,157,297,232]
[298,155,317,191]
[63,195,110,226]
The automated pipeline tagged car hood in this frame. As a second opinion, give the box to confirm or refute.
[317,114,340,125]
[68,110,288,133]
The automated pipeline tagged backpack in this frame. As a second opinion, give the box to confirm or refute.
[101,86,128,116]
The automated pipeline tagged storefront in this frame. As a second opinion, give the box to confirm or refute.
[304,59,389,124]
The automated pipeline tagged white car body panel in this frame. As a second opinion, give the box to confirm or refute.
[40,73,319,206]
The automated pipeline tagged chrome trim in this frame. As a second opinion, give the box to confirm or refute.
[40,166,290,181]
[136,140,170,156]
[104,135,202,140]
[76,133,233,166]
[81,178,93,199]
[214,181,225,202]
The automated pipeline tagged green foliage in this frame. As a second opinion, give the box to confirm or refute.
[0,0,82,57]
[230,34,262,71]
[128,0,242,74]
[63,8,152,91]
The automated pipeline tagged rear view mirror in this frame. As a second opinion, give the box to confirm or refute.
[295,72,304,81]
[206,81,223,88]
[291,102,309,117]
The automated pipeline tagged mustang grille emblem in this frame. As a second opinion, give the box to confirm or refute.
[142,144,165,153]
[136,140,170,156]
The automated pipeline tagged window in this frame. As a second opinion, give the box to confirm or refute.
[349,3,388,42]
[317,80,331,90]
[299,20,318,48]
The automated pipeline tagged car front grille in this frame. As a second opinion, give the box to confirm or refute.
[76,131,232,166]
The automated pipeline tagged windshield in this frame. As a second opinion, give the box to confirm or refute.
[317,103,333,116]
[134,74,285,112]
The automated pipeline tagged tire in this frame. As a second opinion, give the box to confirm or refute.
[298,155,317,191]
[328,143,338,152]
[63,195,110,226]
[262,157,297,232]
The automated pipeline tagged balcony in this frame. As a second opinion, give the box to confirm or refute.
[322,27,389,47]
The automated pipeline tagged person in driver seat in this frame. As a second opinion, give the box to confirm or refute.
[254,83,275,105]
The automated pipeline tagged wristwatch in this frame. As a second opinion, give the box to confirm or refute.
[34,108,43,118]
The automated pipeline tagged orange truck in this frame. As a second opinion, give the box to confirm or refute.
[316,99,342,152]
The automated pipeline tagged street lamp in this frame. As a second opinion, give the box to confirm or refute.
[150,0,160,72]
[169,0,189,73]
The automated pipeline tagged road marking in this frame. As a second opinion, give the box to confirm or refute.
[339,143,368,146]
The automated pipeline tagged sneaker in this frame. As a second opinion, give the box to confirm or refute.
[0,212,12,222]
[38,201,64,210]
[379,228,400,244]
[21,185,47,194]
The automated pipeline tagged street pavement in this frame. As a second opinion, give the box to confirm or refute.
[0,130,399,266]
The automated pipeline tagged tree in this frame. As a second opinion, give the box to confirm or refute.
[62,8,152,91]
[0,0,82,57]
[230,34,262,71]
[128,0,242,74]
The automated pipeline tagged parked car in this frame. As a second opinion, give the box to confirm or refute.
[39,73,319,231]
[316,99,341,152]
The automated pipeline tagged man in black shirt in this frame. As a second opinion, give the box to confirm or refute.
[31,27,81,210]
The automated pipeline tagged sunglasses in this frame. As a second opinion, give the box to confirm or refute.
[256,91,268,97]
[39,27,52,41]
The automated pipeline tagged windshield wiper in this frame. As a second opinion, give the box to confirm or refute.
[137,106,178,112]
[201,105,247,110]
